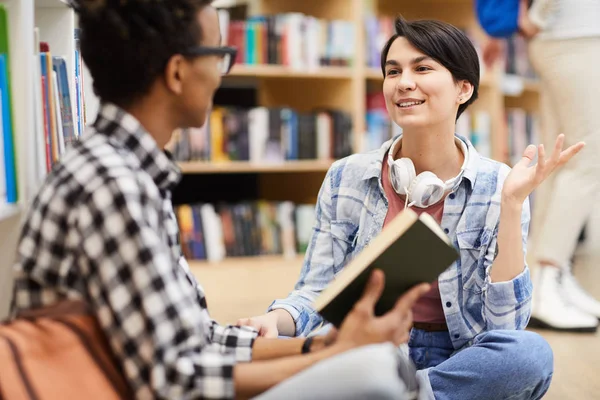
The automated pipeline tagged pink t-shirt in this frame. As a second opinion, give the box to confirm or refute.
[381,151,447,324]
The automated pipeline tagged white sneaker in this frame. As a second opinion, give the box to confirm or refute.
[529,265,598,333]
[560,264,600,319]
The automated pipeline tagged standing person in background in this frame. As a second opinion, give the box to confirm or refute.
[480,0,600,332]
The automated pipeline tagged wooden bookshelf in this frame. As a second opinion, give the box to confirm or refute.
[0,0,97,317]
[179,159,333,174]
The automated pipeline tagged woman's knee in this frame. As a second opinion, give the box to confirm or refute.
[509,331,552,377]
[481,330,554,381]
[469,330,554,399]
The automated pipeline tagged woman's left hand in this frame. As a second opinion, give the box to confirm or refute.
[502,134,585,205]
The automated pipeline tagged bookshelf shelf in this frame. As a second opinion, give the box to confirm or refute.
[365,67,382,80]
[178,160,333,174]
[227,64,354,79]
[501,74,541,97]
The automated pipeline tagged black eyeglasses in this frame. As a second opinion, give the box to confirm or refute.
[182,46,237,76]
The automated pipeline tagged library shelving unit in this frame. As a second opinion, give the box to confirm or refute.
[0,0,36,318]
[0,0,96,318]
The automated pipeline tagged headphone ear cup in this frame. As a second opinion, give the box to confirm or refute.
[389,158,416,195]
[410,171,446,208]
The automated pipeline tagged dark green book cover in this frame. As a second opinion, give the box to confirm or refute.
[314,211,459,328]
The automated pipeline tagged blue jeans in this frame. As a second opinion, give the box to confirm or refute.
[409,328,554,400]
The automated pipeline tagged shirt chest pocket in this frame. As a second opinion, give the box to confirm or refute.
[456,227,493,293]
[330,220,359,274]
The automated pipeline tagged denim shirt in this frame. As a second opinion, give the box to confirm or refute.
[269,135,533,350]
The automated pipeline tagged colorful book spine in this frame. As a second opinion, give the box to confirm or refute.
[0,55,17,203]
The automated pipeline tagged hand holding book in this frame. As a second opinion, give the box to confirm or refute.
[314,209,459,328]
[334,269,430,348]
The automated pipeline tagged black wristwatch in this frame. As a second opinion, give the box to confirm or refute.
[301,336,314,354]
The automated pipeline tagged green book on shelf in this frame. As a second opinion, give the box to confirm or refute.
[0,5,8,54]
[313,208,459,328]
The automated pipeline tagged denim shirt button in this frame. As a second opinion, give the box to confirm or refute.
[449,193,456,200]
[445,301,452,308]
[454,334,460,339]
[444,228,449,234]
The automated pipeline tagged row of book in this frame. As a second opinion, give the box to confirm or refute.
[175,201,316,262]
[37,41,78,174]
[1,3,89,209]
[219,9,355,69]
[170,106,354,163]
[220,10,526,83]
[32,27,87,182]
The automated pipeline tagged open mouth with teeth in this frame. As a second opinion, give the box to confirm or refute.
[396,100,425,108]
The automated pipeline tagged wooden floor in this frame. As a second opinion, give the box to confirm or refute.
[192,259,600,400]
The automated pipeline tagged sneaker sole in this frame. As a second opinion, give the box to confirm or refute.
[528,317,598,333]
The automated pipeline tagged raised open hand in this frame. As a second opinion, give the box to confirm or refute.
[502,134,585,204]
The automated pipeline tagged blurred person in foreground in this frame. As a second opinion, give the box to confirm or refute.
[9,1,432,399]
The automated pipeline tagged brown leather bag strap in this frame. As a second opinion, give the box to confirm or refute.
[53,318,130,399]
[0,363,5,400]
[0,333,40,400]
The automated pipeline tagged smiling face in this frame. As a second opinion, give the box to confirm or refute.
[382,37,472,131]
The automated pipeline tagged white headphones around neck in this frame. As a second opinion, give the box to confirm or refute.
[387,135,469,209]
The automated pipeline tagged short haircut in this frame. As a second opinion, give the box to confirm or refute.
[380,15,480,120]
[69,0,214,107]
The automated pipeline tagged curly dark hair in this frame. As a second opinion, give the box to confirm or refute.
[380,16,480,120]
[69,0,213,107]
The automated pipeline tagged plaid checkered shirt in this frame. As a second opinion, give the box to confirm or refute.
[11,103,258,399]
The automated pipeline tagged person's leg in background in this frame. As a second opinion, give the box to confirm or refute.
[410,329,554,400]
[527,66,560,243]
[251,342,418,400]
[526,37,600,332]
